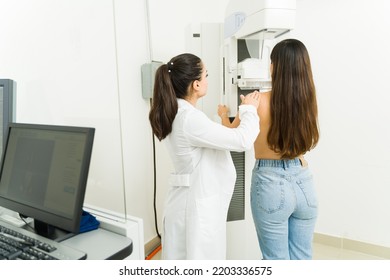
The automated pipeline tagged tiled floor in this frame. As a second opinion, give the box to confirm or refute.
[149,242,386,260]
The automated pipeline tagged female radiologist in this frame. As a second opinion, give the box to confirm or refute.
[149,53,260,260]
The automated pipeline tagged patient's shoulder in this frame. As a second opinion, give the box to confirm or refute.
[258,91,270,116]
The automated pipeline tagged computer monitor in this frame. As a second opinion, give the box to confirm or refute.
[0,122,95,239]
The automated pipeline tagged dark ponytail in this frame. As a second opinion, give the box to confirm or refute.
[149,53,202,140]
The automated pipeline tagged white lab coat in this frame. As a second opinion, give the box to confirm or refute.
[161,98,259,260]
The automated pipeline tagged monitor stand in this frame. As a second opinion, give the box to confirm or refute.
[34,219,75,242]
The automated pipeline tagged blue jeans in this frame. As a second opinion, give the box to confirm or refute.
[250,158,318,260]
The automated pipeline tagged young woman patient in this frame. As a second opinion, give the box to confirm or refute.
[218,39,320,259]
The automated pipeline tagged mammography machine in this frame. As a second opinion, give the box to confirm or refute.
[222,0,296,117]
[222,0,296,259]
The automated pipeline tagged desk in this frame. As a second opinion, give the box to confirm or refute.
[61,227,133,260]
[0,207,133,260]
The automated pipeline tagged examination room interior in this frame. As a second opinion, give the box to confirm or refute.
[0,0,389,260]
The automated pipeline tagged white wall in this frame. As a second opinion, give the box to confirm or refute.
[293,0,390,247]
[0,0,127,213]
[0,0,389,259]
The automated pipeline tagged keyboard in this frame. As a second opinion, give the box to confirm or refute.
[0,220,87,260]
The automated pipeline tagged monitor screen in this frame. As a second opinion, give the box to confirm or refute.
[0,122,95,238]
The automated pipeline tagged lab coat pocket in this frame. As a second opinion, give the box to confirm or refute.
[196,195,222,235]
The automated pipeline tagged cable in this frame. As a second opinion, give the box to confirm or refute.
[145,0,161,241]
[18,214,36,232]
[150,99,161,240]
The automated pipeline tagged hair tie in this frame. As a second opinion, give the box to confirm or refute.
[167,61,173,73]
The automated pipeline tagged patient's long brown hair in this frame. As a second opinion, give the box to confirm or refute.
[268,39,319,159]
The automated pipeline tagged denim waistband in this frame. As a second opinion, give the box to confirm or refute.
[255,158,302,168]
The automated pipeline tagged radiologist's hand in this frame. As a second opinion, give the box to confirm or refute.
[240,90,260,109]
[217,104,229,119]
